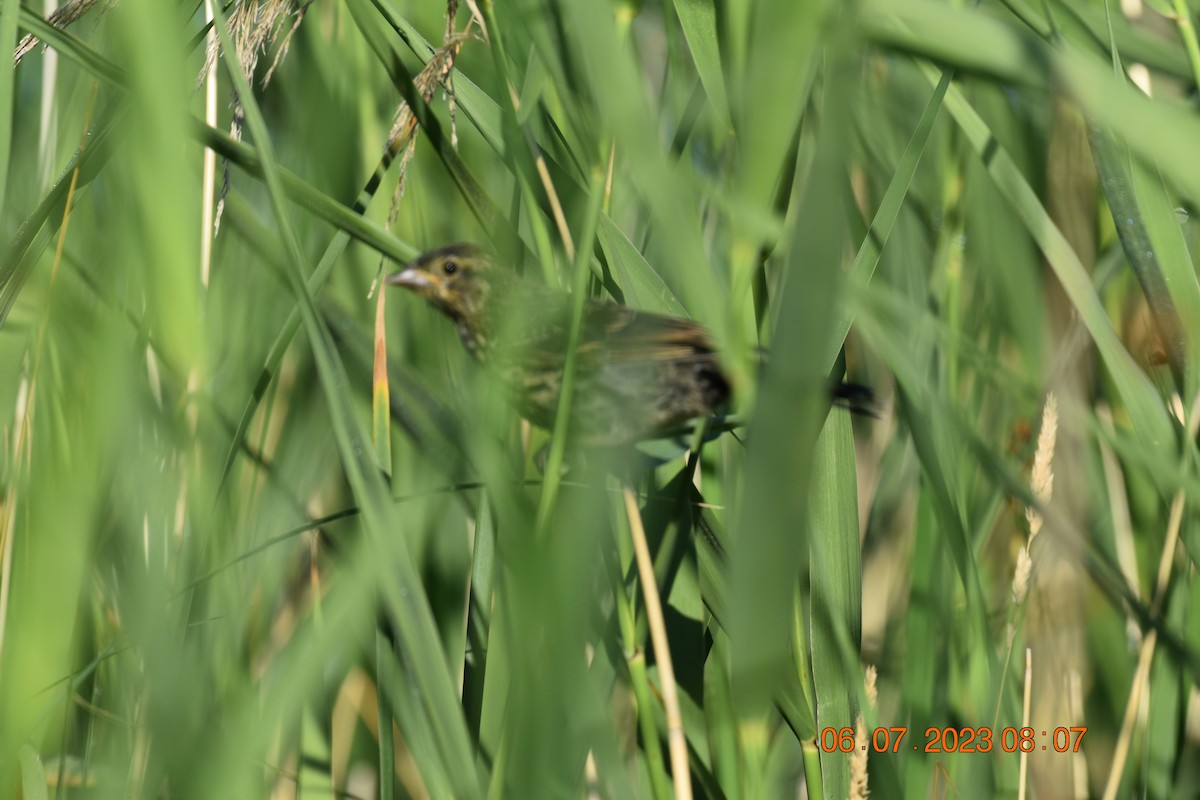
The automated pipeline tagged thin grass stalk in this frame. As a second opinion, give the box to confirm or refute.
[376,629,396,800]
[628,650,674,800]
[0,0,19,226]
[0,486,15,699]
[1168,0,1200,91]
[1019,647,1032,800]
[639,427,711,644]
[504,75,574,264]
[463,492,495,745]
[1068,669,1088,799]
[372,289,392,475]
[604,492,671,799]
[800,740,823,800]
[624,487,692,800]
[200,0,217,287]
[35,0,56,193]
[534,168,605,533]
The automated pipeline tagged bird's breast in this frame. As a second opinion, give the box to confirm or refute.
[455,320,489,359]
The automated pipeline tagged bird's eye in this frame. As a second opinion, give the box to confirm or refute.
[443,261,458,275]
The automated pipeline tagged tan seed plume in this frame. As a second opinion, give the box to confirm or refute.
[1012,393,1058,607]
[849,665,879,800]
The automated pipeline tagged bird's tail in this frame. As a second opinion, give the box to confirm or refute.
[831,382,877,417]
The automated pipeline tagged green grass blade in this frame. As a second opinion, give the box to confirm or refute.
[807,412,861,800]
[0,0,19,227]
[671,0,731,130]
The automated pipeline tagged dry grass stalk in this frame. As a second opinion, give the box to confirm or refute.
[623,487,692,800]
[1102,389,1200,800]
[1018,647,1033,800]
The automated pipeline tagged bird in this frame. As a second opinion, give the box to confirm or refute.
[387,243,870,446]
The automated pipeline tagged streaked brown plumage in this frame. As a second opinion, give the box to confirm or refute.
[388,243,866,445]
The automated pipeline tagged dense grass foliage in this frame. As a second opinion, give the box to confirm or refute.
[3,0,1200,797]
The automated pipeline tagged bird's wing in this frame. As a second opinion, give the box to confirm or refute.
[575,301,718,366]
[488,296,718,371]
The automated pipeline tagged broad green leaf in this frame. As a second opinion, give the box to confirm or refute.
[17,746,46,800]
[808,412,861,800]
[598,216,686,316]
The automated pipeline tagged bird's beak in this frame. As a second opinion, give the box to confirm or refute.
[386,266,433,290]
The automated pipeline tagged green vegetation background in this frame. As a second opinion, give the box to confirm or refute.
[1,0,1199,797]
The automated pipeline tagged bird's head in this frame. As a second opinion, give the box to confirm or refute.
[386,243,496,323]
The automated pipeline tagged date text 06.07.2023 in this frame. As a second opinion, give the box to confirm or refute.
[818,726,1087,754]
